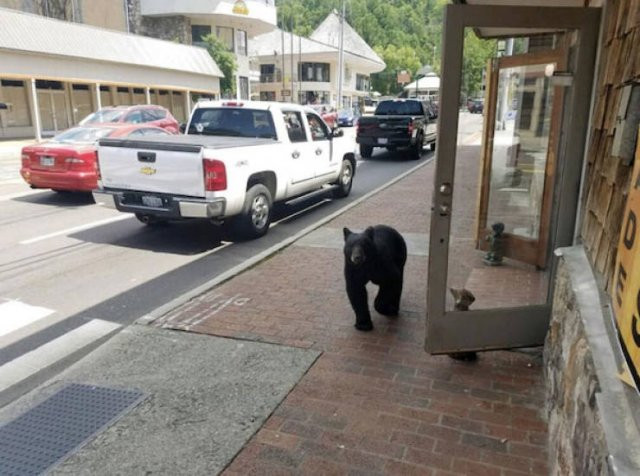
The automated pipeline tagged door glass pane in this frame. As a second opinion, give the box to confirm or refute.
[444,31,560,312]
[485,63,556,241]
[37,92,54,131]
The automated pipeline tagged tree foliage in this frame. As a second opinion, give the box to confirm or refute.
[276,0,495,98]
[203,34,237,97]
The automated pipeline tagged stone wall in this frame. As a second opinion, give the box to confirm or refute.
[126,0,191,44]
[544,247,640,475]
[544,257,609,475]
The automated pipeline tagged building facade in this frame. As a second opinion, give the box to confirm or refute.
[252,11,385,109]
[127,0,278,101]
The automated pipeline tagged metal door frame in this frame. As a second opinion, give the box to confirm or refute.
[426,5,600,353]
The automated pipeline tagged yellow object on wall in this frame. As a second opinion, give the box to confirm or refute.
[612,127,640,386]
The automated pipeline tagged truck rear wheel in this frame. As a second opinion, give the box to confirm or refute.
[332,160,354,198]
[236,184,272,239]
[410,134,423,160]
[360,145,373,159]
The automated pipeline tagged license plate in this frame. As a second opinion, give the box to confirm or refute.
[40,156,54,166]
[141,195,163,208]
[378,138,388,145]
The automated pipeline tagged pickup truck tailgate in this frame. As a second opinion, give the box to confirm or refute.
[98,139,205,198]
[358,116,412,139]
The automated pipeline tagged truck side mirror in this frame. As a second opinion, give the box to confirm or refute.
[332,128,344,138]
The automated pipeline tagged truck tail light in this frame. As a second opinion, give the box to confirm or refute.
[204,159,227,191]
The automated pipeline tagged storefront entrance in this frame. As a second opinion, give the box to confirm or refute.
[36,81,70,135]
[426,5,600,353]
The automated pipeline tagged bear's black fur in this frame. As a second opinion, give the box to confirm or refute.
[343,225,407,331]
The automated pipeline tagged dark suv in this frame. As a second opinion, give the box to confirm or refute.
[80,105,180,134]
[467,98,484,114]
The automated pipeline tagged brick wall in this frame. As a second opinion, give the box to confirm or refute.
[581,0,640,289]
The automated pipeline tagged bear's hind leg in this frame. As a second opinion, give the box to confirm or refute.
[374,278,402,317]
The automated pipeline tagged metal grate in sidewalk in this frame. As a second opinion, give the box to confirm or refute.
[0,383,145,475]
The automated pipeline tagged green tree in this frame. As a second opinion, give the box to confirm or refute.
[203,34,237,98]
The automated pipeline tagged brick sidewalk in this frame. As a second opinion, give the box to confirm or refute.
[154,157,549,475]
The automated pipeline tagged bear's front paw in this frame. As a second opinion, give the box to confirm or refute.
[355,319,374,331]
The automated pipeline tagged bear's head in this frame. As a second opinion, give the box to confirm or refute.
[343,227,376,267]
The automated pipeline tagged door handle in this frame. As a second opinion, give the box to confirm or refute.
[315,148,323,156]
[138,151,156,163]
[292,150,300,159]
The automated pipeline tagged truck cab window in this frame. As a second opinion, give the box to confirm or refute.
[306,113,329,141]
[282,111,307,143]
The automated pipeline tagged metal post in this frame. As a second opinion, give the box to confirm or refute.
[95,82,102,110]
[337,0,345,109]
[184,90,191,118]
[290,14,294,104]
[145,86,151,104]
[29,79,42,142]
[281,27,285,102]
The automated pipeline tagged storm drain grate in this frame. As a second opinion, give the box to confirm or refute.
[0,383,145,476]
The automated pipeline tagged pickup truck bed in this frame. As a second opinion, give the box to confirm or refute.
[99,135,277,151]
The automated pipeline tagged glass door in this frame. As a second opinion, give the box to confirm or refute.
[426,4,600,354]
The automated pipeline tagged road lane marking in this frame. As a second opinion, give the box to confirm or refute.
[0,300,54,338]
[20,215,131,245]
[0,319,121,392]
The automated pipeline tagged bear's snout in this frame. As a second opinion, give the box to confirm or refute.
[349,247,366,265]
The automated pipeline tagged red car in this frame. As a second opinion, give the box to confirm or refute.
[79,105,180,134]
[310,105,338,128]
[20,124,171,192]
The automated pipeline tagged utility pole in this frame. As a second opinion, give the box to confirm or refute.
[290,12,294,104]
[337,0,345,109]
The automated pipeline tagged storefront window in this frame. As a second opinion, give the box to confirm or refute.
[71,83,92,124]
[260,91,276,101]
[239,77,249,100]
[356,74,370,92]
[0,79,32,127]
[216,26,234,52]
[301,63,330,82]
[260,64,276,83]
[236,29,247,56]
[301,91,330,104]
[191,25,211,47]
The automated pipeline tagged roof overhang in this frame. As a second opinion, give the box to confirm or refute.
[452,0,602,38]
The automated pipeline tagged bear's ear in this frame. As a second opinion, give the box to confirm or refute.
[343,227,353,241]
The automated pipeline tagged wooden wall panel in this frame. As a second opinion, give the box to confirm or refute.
[580,0,639,291]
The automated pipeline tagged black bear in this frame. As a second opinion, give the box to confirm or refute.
[343,225,407,331]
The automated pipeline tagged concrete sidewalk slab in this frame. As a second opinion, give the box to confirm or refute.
[0,325,319,475]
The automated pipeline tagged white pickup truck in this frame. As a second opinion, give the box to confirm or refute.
[92,100,357,239]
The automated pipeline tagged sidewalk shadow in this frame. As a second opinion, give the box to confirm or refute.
[14,191,95,207]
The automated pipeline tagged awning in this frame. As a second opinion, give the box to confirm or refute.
[0,7,222,92]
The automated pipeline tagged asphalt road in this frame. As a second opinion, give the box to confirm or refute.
[0,144,434,367]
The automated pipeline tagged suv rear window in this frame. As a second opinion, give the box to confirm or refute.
[188,108,277,140]
[375,100,423,116]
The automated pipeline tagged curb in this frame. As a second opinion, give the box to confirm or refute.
[137,155,434,326]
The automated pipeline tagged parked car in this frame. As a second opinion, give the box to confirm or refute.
[356,99,438,160]
[20,124,171,192]
[80,105,180,133]
[337,108,358,127]
[467,98,484,114]
[92,100,357,239]
[310,105,338,128]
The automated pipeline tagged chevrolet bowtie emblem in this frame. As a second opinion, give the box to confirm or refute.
[140,166,156,175]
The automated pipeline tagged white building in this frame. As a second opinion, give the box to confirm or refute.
[404,73,441,101]
[252,11,385,108]
[135,0,278,100]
